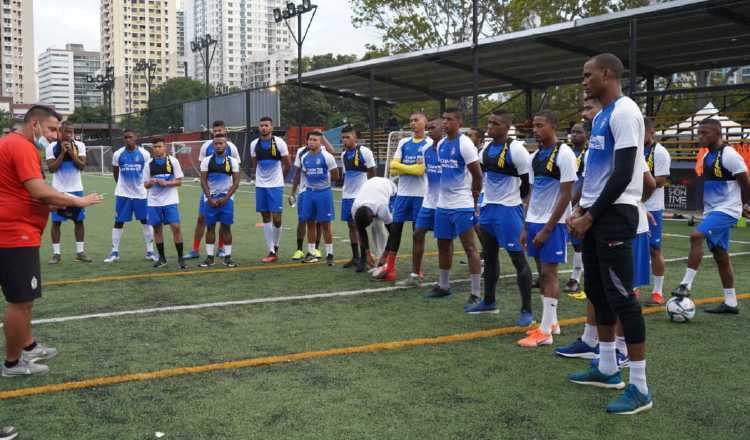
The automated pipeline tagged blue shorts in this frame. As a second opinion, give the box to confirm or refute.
[299,188,335,223]
[198,193,206,215]
[697,211,737,251]
[392,195,423,223]
[202,197,234,227]
[526,222,568,264]
[51,191,85,222]
[633,232,651,288]
[415,207,436,231]
[296,191,308,222]
[256,186,283,214]
[341,198,355,222]
[147,204,181,226]
[479,204,524,252]
[115,196,148,223]
[435,208,476,240]
[648,210,663,249]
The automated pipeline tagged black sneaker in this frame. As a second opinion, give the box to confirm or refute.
[671,284,691,298]
[199,256,215,268]
[153,259,168,268]
[563,279,580,293]
[48,254,61,265]
[178,259,187,270]
[223,256,237,268]
[466,294,481,306]
[74,252,92,263]
[705,302,739,314]
[424,286,452,299]
[0,425,17,440]
[303,252,319,263]
[342,259,357,269]
[326,254,335,266]
[355,257,367,273]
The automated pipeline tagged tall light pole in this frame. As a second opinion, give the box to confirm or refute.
[135,59,157,131]
[87,66,115,149]
[191,34,218,136]
[273,0,317,148]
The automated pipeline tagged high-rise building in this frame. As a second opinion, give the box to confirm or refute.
[242,50,293,89]
[0,0,36,103]
[38,44,103,116]
[190,0,293,89]
[176,8,187,78]
[101,0,179,115]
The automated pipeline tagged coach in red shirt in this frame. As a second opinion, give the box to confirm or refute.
[0,105,102,377]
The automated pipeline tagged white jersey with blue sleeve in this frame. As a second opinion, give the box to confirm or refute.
[644,142,670,211]
[420,143,442,209]
[46,140,86,193]
[437,134,479,210]
[301,149,337,190]
[199,140,241,163]
[526,143,577,224]
[200,154,240,197]
[702,146,747,219]
[113,146,151,199]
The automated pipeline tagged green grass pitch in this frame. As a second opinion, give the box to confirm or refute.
[1,174,750,439]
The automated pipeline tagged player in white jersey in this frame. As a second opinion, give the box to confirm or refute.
[142,138,185,269]
[517,111,577,348]
[567,53,651,415]
[104,129,155,263]
[563,122,588,295]
[339,126,376,268]
[45,121,91,264]
[198,135,241,268]
[352,177,397,272]
[672,119,750,313]
[423,108,483,304]
[185,121,241,260]
[251,116,290,263]
[641,118,671,305]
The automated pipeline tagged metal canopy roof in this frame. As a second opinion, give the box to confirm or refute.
[292,0,750,103]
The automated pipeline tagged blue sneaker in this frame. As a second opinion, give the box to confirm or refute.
[145,251,159,262]
[606,384,653,415]
[103,251,119,263]
[568,365,625,389]
[184,250,200,260]
[554,338,598,359]
[464,300,499,314]
[516,310,534,327]
[217,248,226,258]
[424,286,452,299]
[590,350,630,369]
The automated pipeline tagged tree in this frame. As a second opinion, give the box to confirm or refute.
[67,105,110,124]
[0,110,14,133]
[131,77,211,135]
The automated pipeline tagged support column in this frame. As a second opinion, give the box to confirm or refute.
[628,19,638,96]
[439,98,447,116]
[369,70,376,158]
[646,75,655,116]
[471,0,479,126]
[525,88,533,122]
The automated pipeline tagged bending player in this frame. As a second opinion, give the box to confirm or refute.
[465,110,534,327]
[250,116,290,263]
[46,121,91,263]
[672,119,750,314]
[353,177,397,272]
[142,138,185,269]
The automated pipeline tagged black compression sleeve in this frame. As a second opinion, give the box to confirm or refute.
[588,146,637,221]
[519,173,530,200]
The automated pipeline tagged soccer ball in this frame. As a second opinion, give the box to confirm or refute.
[666,296,696,323]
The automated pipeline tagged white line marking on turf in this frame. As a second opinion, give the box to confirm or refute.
[663,233,750,245]
[11,252,750,328]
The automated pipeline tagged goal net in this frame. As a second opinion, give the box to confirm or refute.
[384,131,414,179]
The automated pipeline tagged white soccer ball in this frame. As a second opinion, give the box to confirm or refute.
[666,296,696,323]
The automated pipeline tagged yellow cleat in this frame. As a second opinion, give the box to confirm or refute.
[568,291,587,300]
[291,249,305,261]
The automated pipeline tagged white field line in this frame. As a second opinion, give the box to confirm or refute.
[663,233,750,245]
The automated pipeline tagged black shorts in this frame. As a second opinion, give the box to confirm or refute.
[0,247,42,304]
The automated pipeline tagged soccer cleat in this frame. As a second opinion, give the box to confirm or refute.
[396,273,424,287]
[74,252,92,263]
[303,253,319,264]
[314,248,322,258]
[326,254,335,266]
[145,251,159,262]
[342,259,357,269]
[466,294,481,306]
[563,279,580,293]
[704,302,739,314]
[671,284,691,298]
[644,292,665,306]
[103,251,120,263]
[291,249,305,261]
[464,300,499,314]
[591,350,630,369]
[0,425,17,440]
[199,256,215,268]
[223,256,237,268]
[371,265,388,279]
[184,250,200,260]
[527,323,560,335]
[554,338,599,359]
[355,258,367,273]
[153,258,168,269]
[516,310,535,327]
[568,291,587,300]
[424,286,452,299]
[2,359,49,377]
[261,252,278,263]
[567,365,625,389]
[48,254,61,265]
[606,384,653,415]
[178,259,187,270]
[217,248,226,258]
[21,343,58,363]
[517,328,553,347]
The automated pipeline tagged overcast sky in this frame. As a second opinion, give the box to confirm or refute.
[33,0,380,61]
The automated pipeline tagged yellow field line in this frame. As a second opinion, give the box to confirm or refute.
[1,293,746,401]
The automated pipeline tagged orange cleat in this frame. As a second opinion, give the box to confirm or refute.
[261,252,278,263]
[645,292,665,305]
[518,328,553,347]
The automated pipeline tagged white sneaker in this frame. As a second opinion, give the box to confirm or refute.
[103,251,120,263]
[396,272,423,287]
[0,425,17,440]
[2,359,49,377]
[371,265,387,279]
[21,343,58,363]
[145,251,159,262]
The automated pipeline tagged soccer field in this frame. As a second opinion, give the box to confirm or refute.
[2,173,750,439]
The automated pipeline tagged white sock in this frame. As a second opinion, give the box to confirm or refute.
[681,268,697,289]
[653,275,664,294]
[598,341,618,376]
[308,243,316,255]
[142,224,154,253]
[470,273,481,298]
[52,243,61,255]
[325,243,333,256]
[724,288,738,307]
[76,242,85,254]
[206,244,215,257]
[263,223,274,253]
[571,252,583,281]
[439,269,450,290]
[223,245,232,257]
[273,225,282,249]
[540,297,558,334]
[629,360,649,395]
[615,336,628,357]
[581,323,598,348]
[112,228,123,252]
